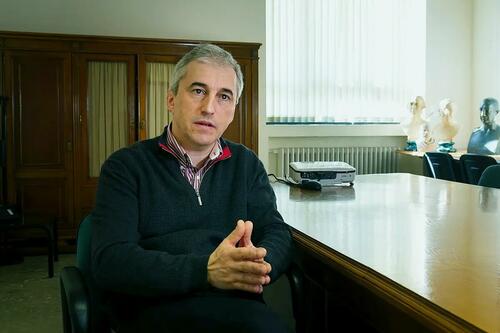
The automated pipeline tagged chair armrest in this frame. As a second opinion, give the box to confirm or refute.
[60,266,90,333]
[286,263,305,333]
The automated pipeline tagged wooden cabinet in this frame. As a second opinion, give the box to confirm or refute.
[4,50,75,237]
[0,32,260,242]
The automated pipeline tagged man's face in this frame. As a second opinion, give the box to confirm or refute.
[480,104,497,127]
[167,61,237,152]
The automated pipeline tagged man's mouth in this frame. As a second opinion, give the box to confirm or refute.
[194,120,215,128]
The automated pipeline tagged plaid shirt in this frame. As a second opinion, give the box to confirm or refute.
[165,124,222,202]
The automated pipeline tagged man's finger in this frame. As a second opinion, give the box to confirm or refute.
[225,220,246,246]
[232,246,267,261]
[242,221,254,246]
[231,271,270,286]
[234,260,271,276]
[233,282,263,294]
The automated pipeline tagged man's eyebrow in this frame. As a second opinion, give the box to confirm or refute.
[189,82,208,89]
[189,82,234,97]
[220,88,234,97]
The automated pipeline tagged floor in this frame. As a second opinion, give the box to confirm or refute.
[0,254,295,333]
[0,254,75,333]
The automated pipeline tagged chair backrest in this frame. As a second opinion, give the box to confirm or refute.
[423,152,456,181]
[478,164,500,189]
[76,215,92,274]
[76,215,110,331]
[459,153,497,185]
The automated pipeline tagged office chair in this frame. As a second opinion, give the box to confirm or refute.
[0,204,58,277]
[459,154,497,185]
[60,215,305,333]
[60,215,110,333]
[423,152,457,181]
[478,164,500,189]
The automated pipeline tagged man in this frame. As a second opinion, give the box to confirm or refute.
[467,97,500,154]
[91,44,292,332]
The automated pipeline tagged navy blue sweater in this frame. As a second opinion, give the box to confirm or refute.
[91,133,292,297]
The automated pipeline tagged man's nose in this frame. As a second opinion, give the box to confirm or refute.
[201,94,217,115]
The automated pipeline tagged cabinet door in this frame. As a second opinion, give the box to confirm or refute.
[224,58,255,150]
[74,54,135,221]
[4,51,74,233]
[138,55,178,140]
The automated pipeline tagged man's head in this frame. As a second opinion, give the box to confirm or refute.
[167,44,243,153]
[480,98,499,128]
[170,44,244,103]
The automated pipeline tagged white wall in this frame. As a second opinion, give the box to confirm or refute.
[472,0,500,128]
[426,0,472,149]
[0,0,264,42]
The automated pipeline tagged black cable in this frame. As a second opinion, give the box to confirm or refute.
[267,173,322,191]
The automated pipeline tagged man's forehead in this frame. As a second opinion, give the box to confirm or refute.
[181,61,236,92]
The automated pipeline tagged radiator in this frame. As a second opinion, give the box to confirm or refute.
[270,146,400,178]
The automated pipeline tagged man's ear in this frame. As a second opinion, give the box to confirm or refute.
[167,90,175,113]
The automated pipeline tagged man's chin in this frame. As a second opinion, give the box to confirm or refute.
[193,135,220,147]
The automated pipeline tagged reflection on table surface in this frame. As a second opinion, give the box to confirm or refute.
[272,173,499,333]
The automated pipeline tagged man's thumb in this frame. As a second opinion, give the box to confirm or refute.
[226,220,245,245]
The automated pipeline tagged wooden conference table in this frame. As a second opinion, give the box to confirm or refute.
[272,174,499,332]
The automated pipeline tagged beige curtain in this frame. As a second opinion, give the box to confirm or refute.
[87,61,128,177]
[146,62,175,138]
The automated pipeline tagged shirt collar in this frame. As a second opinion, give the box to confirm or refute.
[166,123,223,166]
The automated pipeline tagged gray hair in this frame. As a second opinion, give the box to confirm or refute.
[169,43,244,102]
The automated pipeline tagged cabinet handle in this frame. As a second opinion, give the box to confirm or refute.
[66,140,73,152]
[140,120,145,130]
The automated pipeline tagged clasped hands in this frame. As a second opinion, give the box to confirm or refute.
[207,220,271,293]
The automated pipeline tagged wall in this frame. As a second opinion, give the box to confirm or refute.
[0,0,264,41]
[426,0,472,149]
[472,0,500,128]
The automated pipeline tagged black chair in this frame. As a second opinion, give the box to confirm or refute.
[459,153,497,185]
[423,152,457,181]
[0,204,58,278]
[478,164,500,189]
[60,215,305,333]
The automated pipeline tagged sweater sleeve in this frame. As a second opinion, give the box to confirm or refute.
[247,158,292,283]
[91,150,210,297]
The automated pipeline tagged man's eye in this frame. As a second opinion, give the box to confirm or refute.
[220,94,231,101]
[193,88,205,95]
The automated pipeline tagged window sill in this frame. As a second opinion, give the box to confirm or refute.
[265,124,406,137]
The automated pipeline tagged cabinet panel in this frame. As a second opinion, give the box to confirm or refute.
[13,56,65,168]
[4,50,74,229]
[16,179,67,219]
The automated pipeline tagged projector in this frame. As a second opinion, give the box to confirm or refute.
[289,161,356,187]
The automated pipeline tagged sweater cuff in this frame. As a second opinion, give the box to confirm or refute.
[191,254,211,291]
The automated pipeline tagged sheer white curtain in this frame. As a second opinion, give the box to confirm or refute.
[266,0,426,123]
[146,62,175,138]
[87,61,128,177]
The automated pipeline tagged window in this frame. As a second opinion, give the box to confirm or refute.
[266,0,426,124]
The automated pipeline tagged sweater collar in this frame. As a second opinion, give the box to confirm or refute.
[157,124,232,162]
